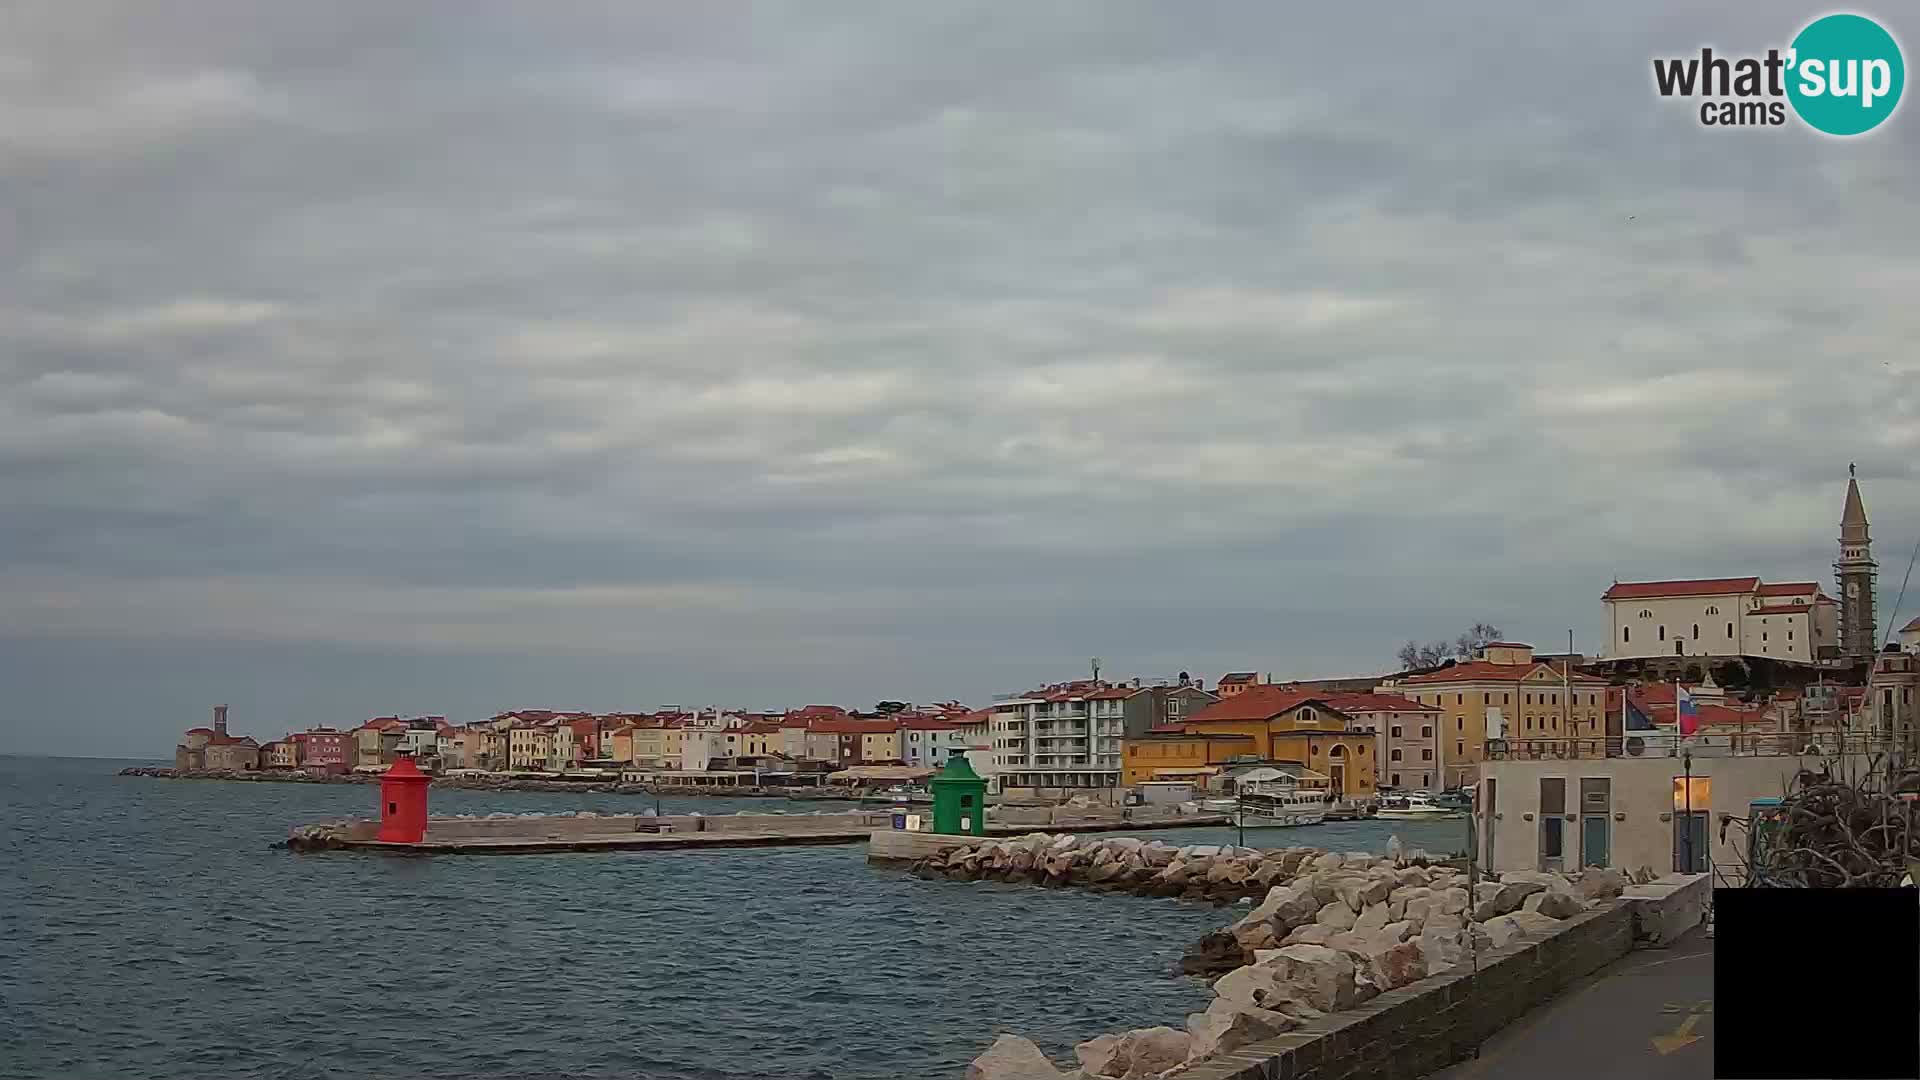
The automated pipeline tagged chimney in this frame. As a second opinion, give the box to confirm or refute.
[213,704,229,737]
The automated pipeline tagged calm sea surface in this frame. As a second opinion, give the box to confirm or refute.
[0,756,1468,1080]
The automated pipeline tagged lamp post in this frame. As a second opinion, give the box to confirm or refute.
[1682,748,1694,873]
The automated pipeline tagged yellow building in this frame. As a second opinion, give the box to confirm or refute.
[1121,732,1256,786]
[859,728,902,763]
[741,724,781,757]
[1165,688,1380,797]
[509,725,555,770]
[605,727,635,765]
[1382,642,1610,788]
[629,725,686,768]
[264,740,298,769]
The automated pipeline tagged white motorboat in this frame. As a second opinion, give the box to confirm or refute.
[1230,782,1328,828]
[1374,792,1465,821]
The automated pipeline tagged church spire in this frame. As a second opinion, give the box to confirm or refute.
[1841,471,1871,544]
[1837,468,1878,660]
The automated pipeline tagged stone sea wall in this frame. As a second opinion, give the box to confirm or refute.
[939,835,1640,1080]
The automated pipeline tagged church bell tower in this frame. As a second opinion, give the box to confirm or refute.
[1836,464,1878,660]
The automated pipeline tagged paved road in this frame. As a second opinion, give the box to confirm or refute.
[1432,928,1714,1080]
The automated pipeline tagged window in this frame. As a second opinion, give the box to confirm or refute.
[1727,622,1734,638]
[1658,625,1666,641]
[1762,632,1768,642]
[1422,773,1431,787]
[1421,725,1433,737]
[1456,741,1465,756]
[1456,694,1464,705]
[1457,717,1464,731]
[1483,693,1490,705]
[1390,725,1402,737]
[1706,605,1719,615]
[1391,749,1403,761]
[1692,624,1699,639]
[1391,773,1401,786]
[1422,749,1434,760]
[1525,717,1533,731]
[1788,630,1794,641]
[1623,627,1631,643]
[1640,609,1653,618]
[1503,694,1510,705]
[1525,694,1533,705]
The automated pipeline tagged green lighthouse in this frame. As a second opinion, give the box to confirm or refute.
[929,754,987,836]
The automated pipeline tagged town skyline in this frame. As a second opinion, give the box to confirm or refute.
[5,3,1918,758]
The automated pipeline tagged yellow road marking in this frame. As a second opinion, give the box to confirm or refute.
[1651,1004,1709,1055]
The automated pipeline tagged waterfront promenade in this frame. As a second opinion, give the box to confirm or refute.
[1430,927,1713,1080]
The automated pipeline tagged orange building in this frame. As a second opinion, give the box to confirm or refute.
[1129,687,1379,797]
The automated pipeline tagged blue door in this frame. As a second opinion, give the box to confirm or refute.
[1582,815,1609,868]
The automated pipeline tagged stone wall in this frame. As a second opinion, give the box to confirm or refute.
[1172,903,1636,1080]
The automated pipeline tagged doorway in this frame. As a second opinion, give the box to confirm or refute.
[1673,812,1709,873]
[1581,814,1610,868]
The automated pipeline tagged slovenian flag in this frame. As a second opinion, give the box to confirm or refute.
[1676,685,1699,737]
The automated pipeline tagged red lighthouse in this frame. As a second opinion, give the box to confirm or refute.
[376,754,432,843]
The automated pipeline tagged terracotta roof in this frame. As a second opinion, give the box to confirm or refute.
[1398,661,1607,686]
[740,721,782,734]
[1755,582,1818,596]
[1218,672,1259,683]
[1319,692,1437,714]
[1085,687,1140,701]
[1603,577,1760,600]
[897,716,960,731]
[1185,686,1322,723]
[807,718,901,735]
[955,708,993,725]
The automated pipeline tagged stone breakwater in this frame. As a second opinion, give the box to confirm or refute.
[935,835,1630,1080]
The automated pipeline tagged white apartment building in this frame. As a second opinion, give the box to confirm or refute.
[989,682,1127,793]
[1602,577,1837,664]
[898,718,971,768]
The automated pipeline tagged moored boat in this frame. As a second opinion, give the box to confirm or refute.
[1230,782,1329,828]
[1374,792,1465,820]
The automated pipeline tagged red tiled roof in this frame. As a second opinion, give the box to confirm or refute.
[807,718,900,735]
[1755,582,1818,596]
[1398,661,1607,686]
[897,716,960,731]
[1319,692,1438,714]
[741,721,782,734]
[1218,672,1259,683]
[955,708,993,725]
[1603,577,1759,600]
[1185,686,1321,723]
[184,727,214,735]
[1146,723,1190,734]
[1085,687,1139,701]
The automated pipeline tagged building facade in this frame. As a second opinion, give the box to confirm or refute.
[1321,693,1442,792]
[899,717,968,768]
[990,682,1127,793]
[1379,643,1609,789]
[1602,578,1837,664]
[292,728,350,773]
[1175,689,1378,797]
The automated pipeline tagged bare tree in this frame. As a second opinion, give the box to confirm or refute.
[1453,622,1505,660]
[1396,640,1453,670]
[1396,622,1505,671]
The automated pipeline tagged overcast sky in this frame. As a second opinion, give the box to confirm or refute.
[4,2,1918,756]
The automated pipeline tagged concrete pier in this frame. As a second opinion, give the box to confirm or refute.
[292,807,1229,855]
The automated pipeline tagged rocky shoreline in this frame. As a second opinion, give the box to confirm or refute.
[925,834,1631,1079]
[117,766,863,799]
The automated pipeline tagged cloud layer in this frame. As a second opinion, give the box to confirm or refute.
[5,2,1919,752]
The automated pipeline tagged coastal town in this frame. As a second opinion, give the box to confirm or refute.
[158,473,1920,878]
